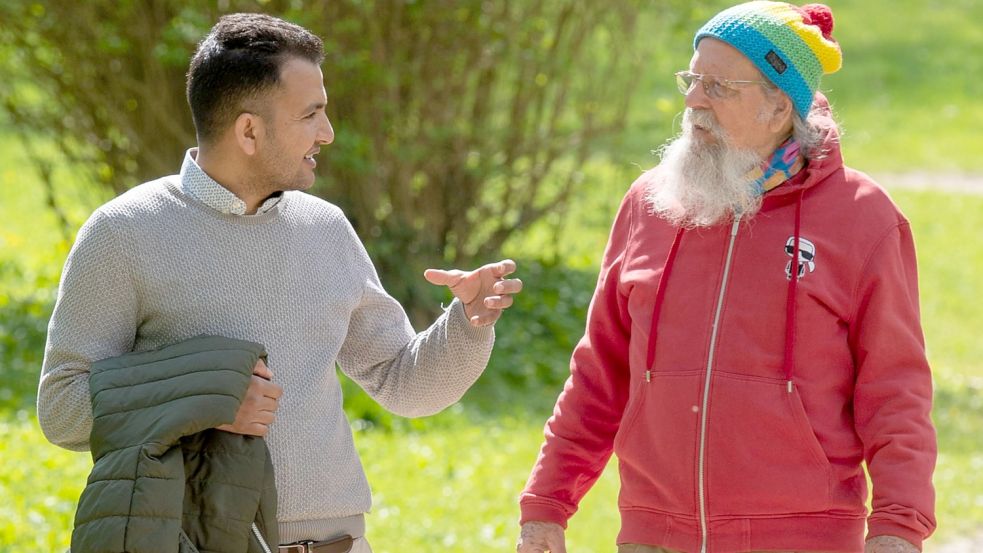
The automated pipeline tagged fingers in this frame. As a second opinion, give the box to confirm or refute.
[478,277,521,312]
[253,358,273,379]
[483,294,514,310]
[425,259,518,286]
[220,421,272,437]
[494,277,523,295]
[468,312,500,328]
[219,371,283,437]
[487,277,523,304]
[489,258,517,278]
[253,375,283,399]
[423,268,466,287]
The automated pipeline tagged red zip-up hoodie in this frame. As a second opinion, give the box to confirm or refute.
[519,107,936,553]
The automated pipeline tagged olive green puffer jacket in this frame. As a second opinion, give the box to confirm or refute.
[71,335,279,553]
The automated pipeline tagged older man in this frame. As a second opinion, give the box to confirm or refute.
[516,3,935,553]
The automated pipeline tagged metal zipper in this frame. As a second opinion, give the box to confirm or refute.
[252,522,274,553]
[697,217,741,553]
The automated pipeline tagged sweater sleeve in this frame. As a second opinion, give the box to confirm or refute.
[849,221,937,548]
[518,187,635,527]
[335,223,494,418]
[37,210,138,451]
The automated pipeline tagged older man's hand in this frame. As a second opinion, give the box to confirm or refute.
[424,259,523,327]
[865,535,920,553]
[516,521,566,553]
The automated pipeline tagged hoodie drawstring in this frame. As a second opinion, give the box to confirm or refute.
[645,227,686,372]
[782,189,805,392]
[644,189,803,392]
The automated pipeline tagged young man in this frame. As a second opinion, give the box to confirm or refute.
[516,3,935,553]
[38,13,522,552]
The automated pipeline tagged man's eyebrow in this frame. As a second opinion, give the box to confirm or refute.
[302,101,327,113]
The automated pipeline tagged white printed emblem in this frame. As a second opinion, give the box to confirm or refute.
[785,236,816,280]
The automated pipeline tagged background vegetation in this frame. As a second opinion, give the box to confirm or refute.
[1,0,981,551]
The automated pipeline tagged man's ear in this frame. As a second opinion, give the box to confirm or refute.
[767,94,795,134]
[234,112,263,156]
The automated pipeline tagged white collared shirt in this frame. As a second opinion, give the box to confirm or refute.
[179,148,282,215]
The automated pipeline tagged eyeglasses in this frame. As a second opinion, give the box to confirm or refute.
[675,70,770,100]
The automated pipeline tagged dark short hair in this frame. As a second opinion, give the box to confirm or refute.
[186,13,324,143]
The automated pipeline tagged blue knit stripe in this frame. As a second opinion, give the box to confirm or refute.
[731,9,824,88]
[696,25,815,117]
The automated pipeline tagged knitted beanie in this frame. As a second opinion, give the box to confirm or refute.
[694,1,842,118]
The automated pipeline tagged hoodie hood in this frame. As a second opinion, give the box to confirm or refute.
[764,92,844,200]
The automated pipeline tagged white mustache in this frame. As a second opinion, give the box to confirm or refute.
[684,108,725,141]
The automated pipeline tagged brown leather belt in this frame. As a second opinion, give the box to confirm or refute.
[279,535,354,553]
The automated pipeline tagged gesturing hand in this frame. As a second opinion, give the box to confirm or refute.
[217,359,283,437]
[424,259,523,327]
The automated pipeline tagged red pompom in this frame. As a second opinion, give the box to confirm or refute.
[801,3,835,40]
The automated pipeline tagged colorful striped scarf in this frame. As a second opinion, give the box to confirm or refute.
[748,136,804,195]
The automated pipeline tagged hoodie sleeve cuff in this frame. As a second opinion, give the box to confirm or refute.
[518,498,572,529]
[445,297,495,343]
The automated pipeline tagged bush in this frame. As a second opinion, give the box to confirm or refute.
[0,269,56,412]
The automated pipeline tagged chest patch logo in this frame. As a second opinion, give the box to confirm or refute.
[785,236,817,280]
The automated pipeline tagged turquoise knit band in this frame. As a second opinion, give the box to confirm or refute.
[694,1,843,118]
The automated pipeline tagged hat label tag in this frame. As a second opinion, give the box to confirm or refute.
[766,50,788,74]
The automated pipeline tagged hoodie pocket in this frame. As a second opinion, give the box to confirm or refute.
[614,371,703,515]
[705,371,832,516]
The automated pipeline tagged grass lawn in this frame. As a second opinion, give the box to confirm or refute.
[2,185,981,551]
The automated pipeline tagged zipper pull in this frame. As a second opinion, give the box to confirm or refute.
[645,370,651,383]
[787,380,793,393]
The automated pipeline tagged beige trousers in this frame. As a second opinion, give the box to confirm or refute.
[349,537,372,553]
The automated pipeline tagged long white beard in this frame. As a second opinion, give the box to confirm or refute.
[646,109,764,228]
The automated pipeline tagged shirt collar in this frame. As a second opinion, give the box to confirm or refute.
[180,148,282,215]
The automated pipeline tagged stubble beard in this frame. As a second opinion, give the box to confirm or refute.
[646,109,764,228]
[249,145,315,198]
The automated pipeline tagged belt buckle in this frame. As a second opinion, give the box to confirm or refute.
[280,542,314,553]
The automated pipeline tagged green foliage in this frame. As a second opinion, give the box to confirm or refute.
[0,0,686,321]
[0,293,54,411]
[0,412,91,551]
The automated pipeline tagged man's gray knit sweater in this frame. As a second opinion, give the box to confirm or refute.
[37,173,495,543]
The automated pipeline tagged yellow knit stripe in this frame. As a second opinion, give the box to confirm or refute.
[758,2,843,74]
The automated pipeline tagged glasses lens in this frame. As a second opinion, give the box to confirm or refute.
[676,72,693,95]
[706,78,730,99]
